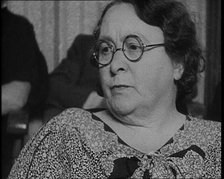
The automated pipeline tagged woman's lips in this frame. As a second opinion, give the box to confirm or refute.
[110,85,131,93]
[111,85,130,89]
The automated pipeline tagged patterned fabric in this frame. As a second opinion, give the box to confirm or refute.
[8,108,221,179]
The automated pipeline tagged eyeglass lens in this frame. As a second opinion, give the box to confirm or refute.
[96,36,143,65]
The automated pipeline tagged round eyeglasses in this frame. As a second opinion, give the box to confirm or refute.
[92,35,165,67]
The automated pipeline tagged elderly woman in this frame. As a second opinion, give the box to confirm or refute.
[8,0,220,178]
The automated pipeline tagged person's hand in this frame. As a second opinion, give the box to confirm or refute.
[2,81,31,115]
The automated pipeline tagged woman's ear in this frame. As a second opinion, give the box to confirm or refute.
[173,63,184,80]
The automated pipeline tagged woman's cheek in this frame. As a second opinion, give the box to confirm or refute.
[100,71,110,96]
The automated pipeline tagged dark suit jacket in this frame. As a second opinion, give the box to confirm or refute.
[1,7,49,117]
[1,7,49,179]
[44,34,99,121]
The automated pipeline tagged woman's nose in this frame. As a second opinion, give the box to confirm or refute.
[110,48,128,75]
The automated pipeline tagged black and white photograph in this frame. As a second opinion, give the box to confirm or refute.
[1,0,221,178]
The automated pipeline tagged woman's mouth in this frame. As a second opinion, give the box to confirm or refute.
[110,85,131,94]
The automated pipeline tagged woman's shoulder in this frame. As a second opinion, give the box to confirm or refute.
[43,107,110,140]
[184,116,221,176]
[21,108,95,151]
[185,116,221,143]
[8,108,107,178]
[187,116,221,132]
[44,107,94,132]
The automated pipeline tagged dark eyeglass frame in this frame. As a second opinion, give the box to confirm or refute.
[92,35,165,67]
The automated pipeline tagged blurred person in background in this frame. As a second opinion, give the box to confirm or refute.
[43,34,105,123]
[1,0,48,178]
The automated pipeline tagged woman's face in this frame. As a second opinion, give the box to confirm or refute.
[99,3,182,118]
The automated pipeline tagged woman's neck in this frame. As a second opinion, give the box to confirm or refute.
[110,98,181,127]
[96,108,186,154]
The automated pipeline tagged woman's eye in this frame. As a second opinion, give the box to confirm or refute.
[98,42,112,55]
[100,46,110,54]
[127,43,141,51]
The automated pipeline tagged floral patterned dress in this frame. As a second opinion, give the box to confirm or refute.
[8,108,221,179]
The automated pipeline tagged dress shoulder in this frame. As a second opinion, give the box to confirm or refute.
[45,107,93,131]
[186,116,221,138]
[8,108,96,179]
[184,116,221,147]
[188,117,221,177]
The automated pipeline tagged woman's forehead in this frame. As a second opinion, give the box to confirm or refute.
[100,3,164,43]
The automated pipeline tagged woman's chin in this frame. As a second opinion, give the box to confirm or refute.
[107,100,135,116]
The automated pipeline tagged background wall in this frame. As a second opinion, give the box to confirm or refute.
[8,1,109,72]
[7,0,207,104]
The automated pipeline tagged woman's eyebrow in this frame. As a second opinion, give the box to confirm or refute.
[120,32,150,42]
[98,35,114,42]
[99,33,151,45]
